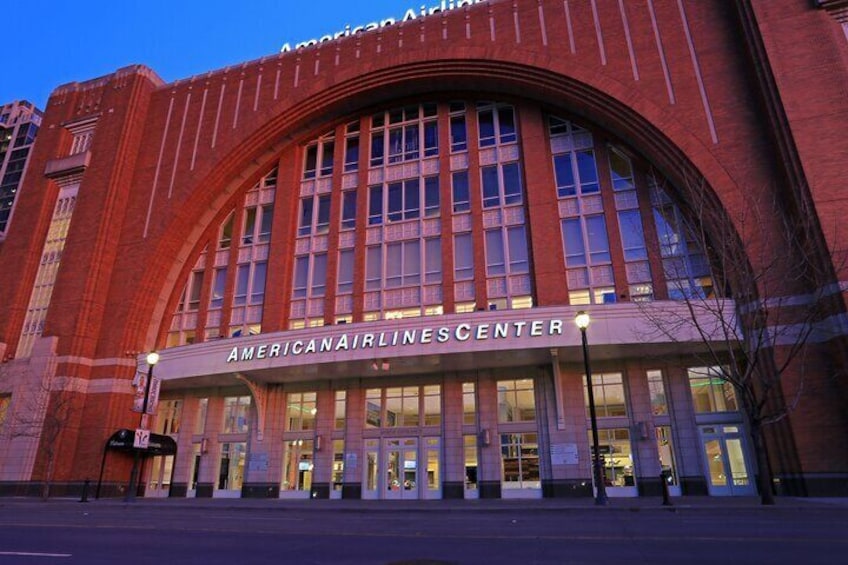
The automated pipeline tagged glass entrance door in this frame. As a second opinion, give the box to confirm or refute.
[362,437,441,500]
[700,425,755,496]
[146,455,173,497]
[385,438,418,500]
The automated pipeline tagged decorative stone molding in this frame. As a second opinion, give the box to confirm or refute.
[235,374,268,441]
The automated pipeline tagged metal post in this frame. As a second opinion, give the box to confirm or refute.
[581,326,608,506]
[124,360,154,502]
[660,471,673,506]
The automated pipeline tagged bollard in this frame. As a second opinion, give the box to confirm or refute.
[80,479,90,503]
[660,471,672,507]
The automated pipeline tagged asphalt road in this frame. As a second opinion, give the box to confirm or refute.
[1,500,847,564]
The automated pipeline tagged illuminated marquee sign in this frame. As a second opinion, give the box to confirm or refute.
[226,318,565,364]
[280,0,488,52]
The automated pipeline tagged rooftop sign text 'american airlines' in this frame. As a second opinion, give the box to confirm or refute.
[280,0,488,53]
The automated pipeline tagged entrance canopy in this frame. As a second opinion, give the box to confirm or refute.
[106,429,177,456]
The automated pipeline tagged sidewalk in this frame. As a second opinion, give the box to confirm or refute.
[3,494,847,513]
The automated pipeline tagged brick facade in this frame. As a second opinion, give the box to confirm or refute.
[0,0,845,499]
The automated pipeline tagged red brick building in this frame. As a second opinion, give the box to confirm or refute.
[0,0,846,500]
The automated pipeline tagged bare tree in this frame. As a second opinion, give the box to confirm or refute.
[7,374,81,499]
[638,174,843,505]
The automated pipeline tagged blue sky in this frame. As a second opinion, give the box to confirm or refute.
[4,0,413,109]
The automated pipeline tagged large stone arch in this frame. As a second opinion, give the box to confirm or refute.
[127,58,749,349]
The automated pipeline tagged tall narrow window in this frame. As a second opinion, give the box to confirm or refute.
[344,122,360,172]
[287,392,317,431]
[497,379,536,423]
[583,373,627,417]
[218,214,234,249]
[481,163,523,208]
[452,170,470,213]
[618,210,648,261]
[210,268,227,309]
[187,271,203,311]
[454,233,474,281]
[647,370,668,415]
[320,141,335,176]
[194,398,208,433]
[250,262,267,304]
[341,190,357,230]
[424,176,440,217]
[222,396,251,434]
[334,391,346,430]
[450,114,467,152]
[688,367,738,413]
[258,206,273,243]
[292,254,327,299]
[337,249,354,294]
[462,382,476,426]
[303,145,318,179]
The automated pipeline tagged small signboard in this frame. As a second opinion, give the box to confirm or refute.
[551,443,579,465]
[131,373,146,413]
[145,377,161,415]
[133,428,150,449]
[248,453,269,472]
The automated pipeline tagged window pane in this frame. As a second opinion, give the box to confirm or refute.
[243,208,257,244]
[478,109,495,146]
[250,262,267,304]
[337,249,354,294]
[485,230,505,275]
[507,226,529,273]
[403,240,421,285]
[618,210,648,261]
[316,195,331,233]
[498,106,516,143]
[562,219,586,267]
[482,166,499,208]
[648,371,668,415]
[404,179,420,219]
[554,153,575,197]
[369,185,383,225]
[454,233,473,280]
[585,215,611,263]
[609,149,634,191]
[366,247,382,290]
[293,256,309,298]
[424,176,440,217]
[386,243,402,287]
[388,182,403,221]
[576,150,599,194]
[452,171,470,213]
[425,238,442,283]
[234,265,249,305]
[211,268,227,309]
[450,115,467,152]
[370,133,384,167]
[424,121,439,157]
[299,198,314,236]
[345,136,359,171]
[342,190,357,229]
[311,254,327,297]
[502,163,522,205]
[304,145,318,179]
[320,142,334,176]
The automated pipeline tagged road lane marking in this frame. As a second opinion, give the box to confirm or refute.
[0,552,71,558]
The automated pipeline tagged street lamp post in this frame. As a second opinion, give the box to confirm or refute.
[575,311,608,506]
[125,351,159,502]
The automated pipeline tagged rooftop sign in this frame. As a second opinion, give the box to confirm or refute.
[280,0,488,53]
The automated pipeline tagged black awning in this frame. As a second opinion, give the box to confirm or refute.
[105,429,177,456]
